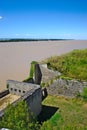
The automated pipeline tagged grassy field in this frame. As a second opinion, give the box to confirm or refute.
[44,49,87,81]
[40,95,87,130]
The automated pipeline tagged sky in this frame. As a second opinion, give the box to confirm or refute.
[0,0,87,39]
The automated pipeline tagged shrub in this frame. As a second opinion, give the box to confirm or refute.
[81,87,87,100]
[41,82,45,88]
[0,101,40,130]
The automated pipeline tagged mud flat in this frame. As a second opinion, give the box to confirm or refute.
[0,40,87,91]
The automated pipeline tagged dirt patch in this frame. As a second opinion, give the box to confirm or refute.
[0,94,20,111]
[83,104,87,109]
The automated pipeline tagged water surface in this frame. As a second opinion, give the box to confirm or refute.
[0,40,87,91]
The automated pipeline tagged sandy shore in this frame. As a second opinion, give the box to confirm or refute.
[0,40,87,91]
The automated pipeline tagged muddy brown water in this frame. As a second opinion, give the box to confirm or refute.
[0,40,87,91]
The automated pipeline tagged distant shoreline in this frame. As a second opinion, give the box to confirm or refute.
[0,38,72,42]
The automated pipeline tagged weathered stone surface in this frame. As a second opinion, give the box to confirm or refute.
[0,90,9,98]
[39,64,87,97]
[23,88,42,116]
[0,80,42,118]
[23,78,34,84]
[39,64,61,82]
[7,80,40,96]
[34,64,42,85]
[42,88,48,100]
[47,78,87,97]
[6,80,42,116]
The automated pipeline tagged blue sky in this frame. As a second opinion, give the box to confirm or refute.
[0,0,87,39]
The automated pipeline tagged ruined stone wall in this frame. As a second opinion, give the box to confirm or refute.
[0,90,9,98]
[0,80,42,118]
[39,64,87,97]
[47,78,87,97]
[39,64,61,82]
[23,88,42,116]
[34,64,42,85]
[7,80,40,96]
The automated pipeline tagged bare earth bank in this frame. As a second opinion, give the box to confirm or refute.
[0,40,87,91]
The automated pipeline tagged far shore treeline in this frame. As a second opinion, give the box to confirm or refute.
[0,38,71,42]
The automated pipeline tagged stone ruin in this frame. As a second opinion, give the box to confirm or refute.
[0,63,43,118]
[0,62,87,119]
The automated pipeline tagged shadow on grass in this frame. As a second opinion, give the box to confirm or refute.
[38,105,59,123]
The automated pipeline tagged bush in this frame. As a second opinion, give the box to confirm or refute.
[81,87,87,100]
[41,82,45,88]
[0,101,40,130]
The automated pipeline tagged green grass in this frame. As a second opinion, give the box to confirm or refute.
[23,61,38,82]
[29,61,37,78]
[40,95,87,130]
[81,87,87,101]
[44,49,87,81]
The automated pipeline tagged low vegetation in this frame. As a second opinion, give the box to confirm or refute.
[0,101,40,130]
[80,87,87,101]
[40,95,87,130]
[23,61,37,82]
[40,79,53,88]
[1,95,87,130]
[44,49,87,81]
[29,61,38,78]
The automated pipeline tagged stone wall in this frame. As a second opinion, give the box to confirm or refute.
[0,80,42,117]
[0,90,9,98]
[47,78,87,97]
[23,88,42,116]
[7,80,40,96]
[39,64,61,82]
[34,64,42,85]
[39,64,87,97]
[6,80,42,116]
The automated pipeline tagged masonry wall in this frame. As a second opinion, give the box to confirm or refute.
[7,80,40,96]
[39,64,87,97]
[0,90,9,98]
[6,80,42,116]
[39,64,61,82]
[23,88,42,116]
[47,78,87,97]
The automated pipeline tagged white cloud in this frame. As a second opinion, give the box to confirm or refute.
[0,16,3,19]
